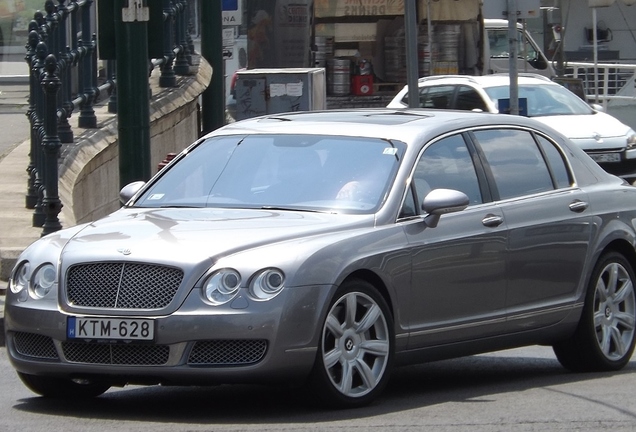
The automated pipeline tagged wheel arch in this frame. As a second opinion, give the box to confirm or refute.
[601,239,636,273]
[341,269,395,320]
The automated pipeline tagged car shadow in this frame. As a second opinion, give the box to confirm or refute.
[12,351,636,424]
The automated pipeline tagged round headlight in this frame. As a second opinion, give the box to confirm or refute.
[250,268,285,300]
[10,261,30,294]
[202,269,241,305]
[31,263,56,299]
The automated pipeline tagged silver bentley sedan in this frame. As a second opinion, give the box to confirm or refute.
[5,109,636,408]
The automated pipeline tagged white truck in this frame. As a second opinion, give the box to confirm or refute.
[483,18,555,78]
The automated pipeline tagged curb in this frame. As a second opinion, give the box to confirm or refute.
[1,289,5,348]
[0,248,21,282]
[0,75,29,85]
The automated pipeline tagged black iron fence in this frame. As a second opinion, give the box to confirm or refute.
[25,0,194,236]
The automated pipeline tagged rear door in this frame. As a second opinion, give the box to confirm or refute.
[472,128,594,329]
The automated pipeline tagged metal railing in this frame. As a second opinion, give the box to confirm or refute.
[563,61,636,108]
[25,0,194,236]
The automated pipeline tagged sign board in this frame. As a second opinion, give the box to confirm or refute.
[315,0,404,17]
[247,0,312,68]
[498,98,528,116]
[485,0,541,19]
[222,27,235,47]
[222,0,242,25]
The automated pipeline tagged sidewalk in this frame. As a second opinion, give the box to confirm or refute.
[0,60,31,347]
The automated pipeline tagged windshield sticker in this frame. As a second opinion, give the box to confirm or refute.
[383,148,398,155]
[148,194,165,200]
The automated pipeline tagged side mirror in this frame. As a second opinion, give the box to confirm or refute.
[422,188,469,228]
[590,103,605,113]
[119,181,146,205]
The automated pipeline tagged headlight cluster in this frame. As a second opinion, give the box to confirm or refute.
[250,269,285,300]
[202,268,241,305]
[9,261,57,300]
[201,268,285,305]
[627,131,636,150]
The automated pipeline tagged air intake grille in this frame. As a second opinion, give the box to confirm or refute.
[66,262,183,309]
[62,342,170,365]
[188,340,267,366]
[13,332,59,360]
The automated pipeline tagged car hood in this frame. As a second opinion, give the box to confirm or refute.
[532,111,630,140]
[59,207,373,266]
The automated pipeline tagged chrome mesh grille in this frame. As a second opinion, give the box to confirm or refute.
[66,262,183,309]
[13,332,59,360]
[188,340,267,365]
[62,342,170,365]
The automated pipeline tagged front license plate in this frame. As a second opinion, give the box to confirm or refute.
[67,317,154,341]
[589,152,621,163]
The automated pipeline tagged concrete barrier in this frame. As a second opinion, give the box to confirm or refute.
[58,58,212,225]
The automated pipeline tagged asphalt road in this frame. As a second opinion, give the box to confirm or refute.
[2,345,636,431]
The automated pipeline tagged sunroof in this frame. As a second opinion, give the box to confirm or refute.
[261,110,431,126]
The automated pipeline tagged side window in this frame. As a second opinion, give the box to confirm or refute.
[456,85,488,111]
[413,134,483,206]
[399,184,418,218]
[474,129,554,200]
[419,85,454,109]
[518,30,539,61]
[536,135,572,189]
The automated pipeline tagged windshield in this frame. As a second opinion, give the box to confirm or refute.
[134,134,404,214]
[488,29,538,60]
[484,84,594,117]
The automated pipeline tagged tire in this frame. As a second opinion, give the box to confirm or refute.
[553,251,636,372]
[18,372,110,399]
[307,279,394,408]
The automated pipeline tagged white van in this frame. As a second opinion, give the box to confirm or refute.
[484,19,555,78]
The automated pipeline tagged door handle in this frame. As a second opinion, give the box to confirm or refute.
[482,214,504,227]
[569,200,589,213]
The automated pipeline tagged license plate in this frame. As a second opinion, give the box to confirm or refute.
[589,152,621,163]
[67,317,154,341]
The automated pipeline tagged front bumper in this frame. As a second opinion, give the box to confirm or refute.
[4,284,333,386]
[573,139,636,180]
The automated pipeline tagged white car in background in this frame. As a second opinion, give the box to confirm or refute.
[387,74,636,180]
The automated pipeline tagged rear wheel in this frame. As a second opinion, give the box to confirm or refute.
[18,372,110,399]
[553,251,636,372]
[307,279,394,408]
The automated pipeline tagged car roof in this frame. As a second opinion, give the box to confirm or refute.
[415,73,555,88]
[207,108,566,146]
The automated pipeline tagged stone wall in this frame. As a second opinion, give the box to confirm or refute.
[58,58,212,226]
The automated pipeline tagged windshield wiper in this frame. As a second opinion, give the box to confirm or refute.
[260,205,334,214]
[159,204,202,208]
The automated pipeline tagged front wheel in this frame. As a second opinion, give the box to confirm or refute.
[307,279,394,408]
[18,372,111,399]
[553,251,636,372]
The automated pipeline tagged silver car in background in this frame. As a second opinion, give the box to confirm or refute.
[5,109,636,408]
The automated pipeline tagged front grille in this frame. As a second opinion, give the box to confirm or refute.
[13,332,59,360]
[66,262,183,309]
[62,342,170,365]
[188,340,268,366]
